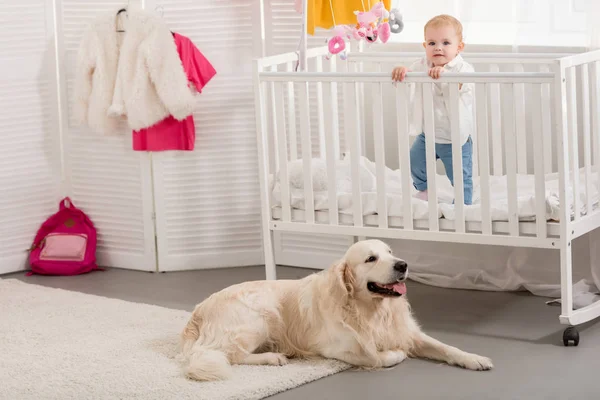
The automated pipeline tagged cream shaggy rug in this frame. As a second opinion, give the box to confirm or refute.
[0,279,350,400]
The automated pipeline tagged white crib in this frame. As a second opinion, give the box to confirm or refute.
[252,45,600,345]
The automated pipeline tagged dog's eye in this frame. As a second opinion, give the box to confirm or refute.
[365,256,377,263]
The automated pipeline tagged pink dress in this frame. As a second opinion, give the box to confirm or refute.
[133,33,217,151]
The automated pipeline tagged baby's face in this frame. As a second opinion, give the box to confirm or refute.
[423,25,464,66]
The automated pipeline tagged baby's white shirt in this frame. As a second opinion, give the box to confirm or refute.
[406,54,474,145]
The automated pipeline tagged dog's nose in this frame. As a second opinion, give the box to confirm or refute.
[394,261,407,273]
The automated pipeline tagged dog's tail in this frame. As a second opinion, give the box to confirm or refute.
[186,346,232,381]
[179,313,232,381]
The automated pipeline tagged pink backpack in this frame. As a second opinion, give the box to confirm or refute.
[28,197,99,276]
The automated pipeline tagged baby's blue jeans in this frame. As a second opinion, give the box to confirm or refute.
[410,133,473,205]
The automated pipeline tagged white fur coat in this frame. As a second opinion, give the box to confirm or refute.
[73,7,195,134]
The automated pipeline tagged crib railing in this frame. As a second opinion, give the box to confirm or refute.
[253,48,600,252]
[350,52,571,179]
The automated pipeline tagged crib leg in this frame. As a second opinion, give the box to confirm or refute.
[559,240,575,344]
[264,230,277,280]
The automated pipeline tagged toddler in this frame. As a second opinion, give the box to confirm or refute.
[391,14,474,205]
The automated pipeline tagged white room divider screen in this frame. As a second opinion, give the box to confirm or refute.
[0,0,268,274]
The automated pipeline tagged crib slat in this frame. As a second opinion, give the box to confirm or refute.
[540,65,553,174]
[315,57,326,159]
[449,84,465,233]
[581,64,593,216]
[328,55,337,73]
[274,83,291,222]
[532,84,547,238]
[592,62,600,197]
[502,83,519,236]
[343,80,363,227]
[396,84,413,230]
[322,81,339,225]
[348,60,364,161]
[471,84,479,180]
[356,61,367,157]
[329,56,341,161]
[286,62,298,160]
[514,64,528,174]
[477,84,492,235]
[567,67,581,220]
[298,82,315,223]
[268,68,279,173]
[489,64,503,176]
[351,82,364,227]
[372,82,388,228]
[422,83,439,231]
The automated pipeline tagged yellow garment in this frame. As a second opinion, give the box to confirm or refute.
[306,0,392,35]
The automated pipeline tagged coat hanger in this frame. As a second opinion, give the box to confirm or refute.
[116,1,129,32]
[115,3,175,37]
[154,4,175,37]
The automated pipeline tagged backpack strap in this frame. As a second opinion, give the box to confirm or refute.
[60,197,73,210]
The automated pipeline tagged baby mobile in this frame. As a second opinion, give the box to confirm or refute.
[325,0,404,60]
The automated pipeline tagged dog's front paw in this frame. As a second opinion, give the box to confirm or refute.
[264,352,289,366]
[379,350,407,368]
[457,353,493,371]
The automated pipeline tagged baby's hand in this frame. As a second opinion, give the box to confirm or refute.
[428,66,445,79]
[392,66,409,82]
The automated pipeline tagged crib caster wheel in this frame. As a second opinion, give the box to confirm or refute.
[563,326,579,346]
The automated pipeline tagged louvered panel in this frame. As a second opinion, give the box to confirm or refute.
[0,0,63,274]
[274,233,353,269]
[66,128,151,260]
[57,0,157,271]
[60,1,124,51]
[0,2,47,57]
[266,0,331,55]
[148,0,263,271]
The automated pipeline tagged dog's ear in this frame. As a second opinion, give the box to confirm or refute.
[330,259,355,300]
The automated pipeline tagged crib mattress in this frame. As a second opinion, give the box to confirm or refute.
[271,158,599,224]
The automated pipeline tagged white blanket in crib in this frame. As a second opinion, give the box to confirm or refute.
[270,155,599,222]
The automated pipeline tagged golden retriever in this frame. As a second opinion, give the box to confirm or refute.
[179,239,493,380]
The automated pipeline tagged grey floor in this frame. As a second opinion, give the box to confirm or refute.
[5,266,600,399]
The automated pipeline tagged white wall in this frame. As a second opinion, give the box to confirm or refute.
[392,0,591,48]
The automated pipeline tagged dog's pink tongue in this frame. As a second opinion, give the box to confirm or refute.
[383,282,407,295]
